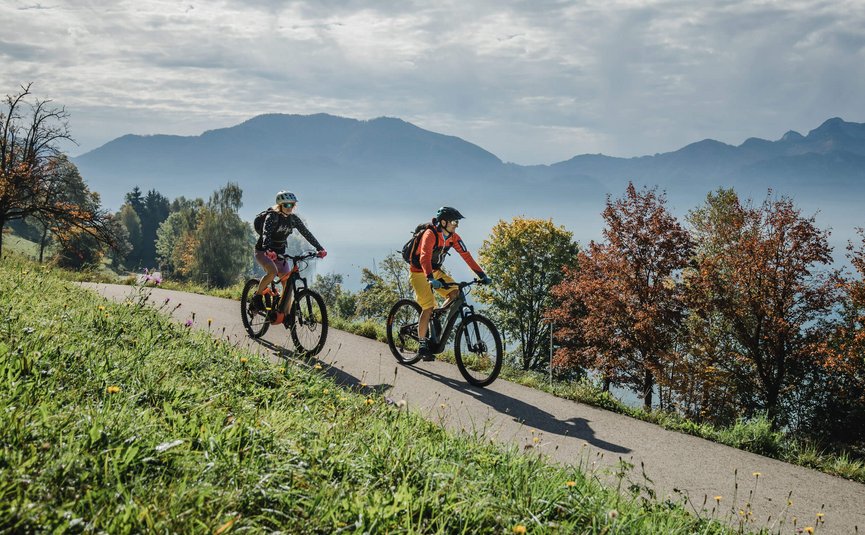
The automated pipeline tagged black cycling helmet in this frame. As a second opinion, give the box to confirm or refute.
[436,206,465,222]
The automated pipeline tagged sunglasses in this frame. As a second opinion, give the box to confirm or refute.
[280,202,296,208]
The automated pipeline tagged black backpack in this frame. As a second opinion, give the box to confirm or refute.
[401,222,446,267]
[254,208,276,235]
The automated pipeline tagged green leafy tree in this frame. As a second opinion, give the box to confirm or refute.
[355,253,410,320]
[188,182,253,287]
[155,198,202,275]
[476,217,579,371]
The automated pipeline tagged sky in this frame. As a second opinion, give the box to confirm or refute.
[2,0,865,165]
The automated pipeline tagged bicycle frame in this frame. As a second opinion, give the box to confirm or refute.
[427,282,477,354]
[266,253,314,325]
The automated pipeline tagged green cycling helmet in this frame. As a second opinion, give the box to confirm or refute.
[436,206,464,221]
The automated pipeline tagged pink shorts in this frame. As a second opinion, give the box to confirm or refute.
[254,250,290,275]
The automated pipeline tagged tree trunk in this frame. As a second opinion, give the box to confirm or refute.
[39,225,48,263]
[642,368,654,411]
[0,218,5,258]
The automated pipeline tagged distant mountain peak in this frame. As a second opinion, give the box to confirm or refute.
[780,130,804,142]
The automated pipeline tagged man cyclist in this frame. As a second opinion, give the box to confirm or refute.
[408,206,491,360]
[251,190,326,311]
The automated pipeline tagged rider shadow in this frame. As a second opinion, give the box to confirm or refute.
[251,337,392,397]
[410,366,631,455]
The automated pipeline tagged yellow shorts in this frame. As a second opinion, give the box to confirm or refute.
[410,270,456,310]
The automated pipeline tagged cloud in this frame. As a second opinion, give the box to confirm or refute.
[2,0,864,163]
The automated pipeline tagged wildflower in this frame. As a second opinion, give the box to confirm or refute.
[816,513,825,522]
[804,528,814,534]
[714,496,722,502]
[240,357,248,364]
[365,398,374,405]
[440,403,446,409]
[360,382,367,388]
[533,436,540,444]
[396,399,407,409]
[566,481,577,487]
[752,472,761,478]
[208,318,213,327]
[512,526,526,534]
[107,386,121,394]
[323,389,330,395]
[98,305,105,311]
[184,319,193,327]
[314,364,322,370]
[607,510,618,520]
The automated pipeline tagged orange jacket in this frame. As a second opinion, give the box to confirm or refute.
[410,225,483,276]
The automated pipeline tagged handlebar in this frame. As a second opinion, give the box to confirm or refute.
[275,251,320,263]
[437,279,485,290]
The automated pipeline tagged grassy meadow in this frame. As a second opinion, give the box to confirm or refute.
[0,255,748,533]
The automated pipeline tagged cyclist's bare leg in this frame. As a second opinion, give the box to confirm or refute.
[418,308,433,339]
[257,262,278,295]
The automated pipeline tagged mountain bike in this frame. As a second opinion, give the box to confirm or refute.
[386,280,503,387]
[241,251,328,356]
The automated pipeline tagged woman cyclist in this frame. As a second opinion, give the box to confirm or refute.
[251,190,326,311]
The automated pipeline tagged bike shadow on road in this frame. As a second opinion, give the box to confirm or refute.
[408,366,631,455]
[251,338,392,397]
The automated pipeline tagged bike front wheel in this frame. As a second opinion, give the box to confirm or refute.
[386,299,423,365]
[241,278,270,338]
[454,314,503,387]
[290,288,328,356]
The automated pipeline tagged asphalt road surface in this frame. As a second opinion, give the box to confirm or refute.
[83,283,865,534]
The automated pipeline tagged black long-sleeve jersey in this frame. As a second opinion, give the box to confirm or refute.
[255,210,323,253]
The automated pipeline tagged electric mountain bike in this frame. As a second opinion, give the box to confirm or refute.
[386,280,503,387]
[241,251,328,356]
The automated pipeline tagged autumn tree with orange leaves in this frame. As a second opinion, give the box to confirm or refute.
[1,83,117,257]
[549,183,693,410]
[684,190,841,429]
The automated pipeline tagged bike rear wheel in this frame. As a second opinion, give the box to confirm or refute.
[290,288,328,356]
[386,299,424,365]
[454,314,502,387]
[241,279,270,338]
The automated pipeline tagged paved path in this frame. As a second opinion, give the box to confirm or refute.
[83,283,865,534]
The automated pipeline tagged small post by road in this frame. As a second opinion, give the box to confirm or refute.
[549,321,554,387]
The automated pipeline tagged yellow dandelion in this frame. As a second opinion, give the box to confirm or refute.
[208,318,213,326]
[360,382,367,388]
[804,527,814,534]
[533,436,540,444]
[107,386,121,394]
[440,403,447,409]
[788,500,793,506]
[314,364,322,370]
[339,396,347,401]
[512,525,526,534]
[279,367,286,373]
[714,496,722,502]
[752,472,761,478]
[323,389,330,395]
[365,398,374,405]
[240,357,248,364]
[565,481,577,487]
[98,305,105,311]
[816,513,825,521]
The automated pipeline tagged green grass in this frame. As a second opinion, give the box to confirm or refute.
[0,256,747,534]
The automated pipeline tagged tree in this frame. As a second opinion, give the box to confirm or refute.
[355,252,410,320]
[188,183,253,287]
[549,183,693,410]
[155,198,201,275]
[476,217,579,371]
[0,84,116,256]
[684,190,841,428]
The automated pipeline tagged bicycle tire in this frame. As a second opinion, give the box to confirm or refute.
[386,299,424,365]
[454,314,503,387]
[289,288,328,356]
[241,278,270,338]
